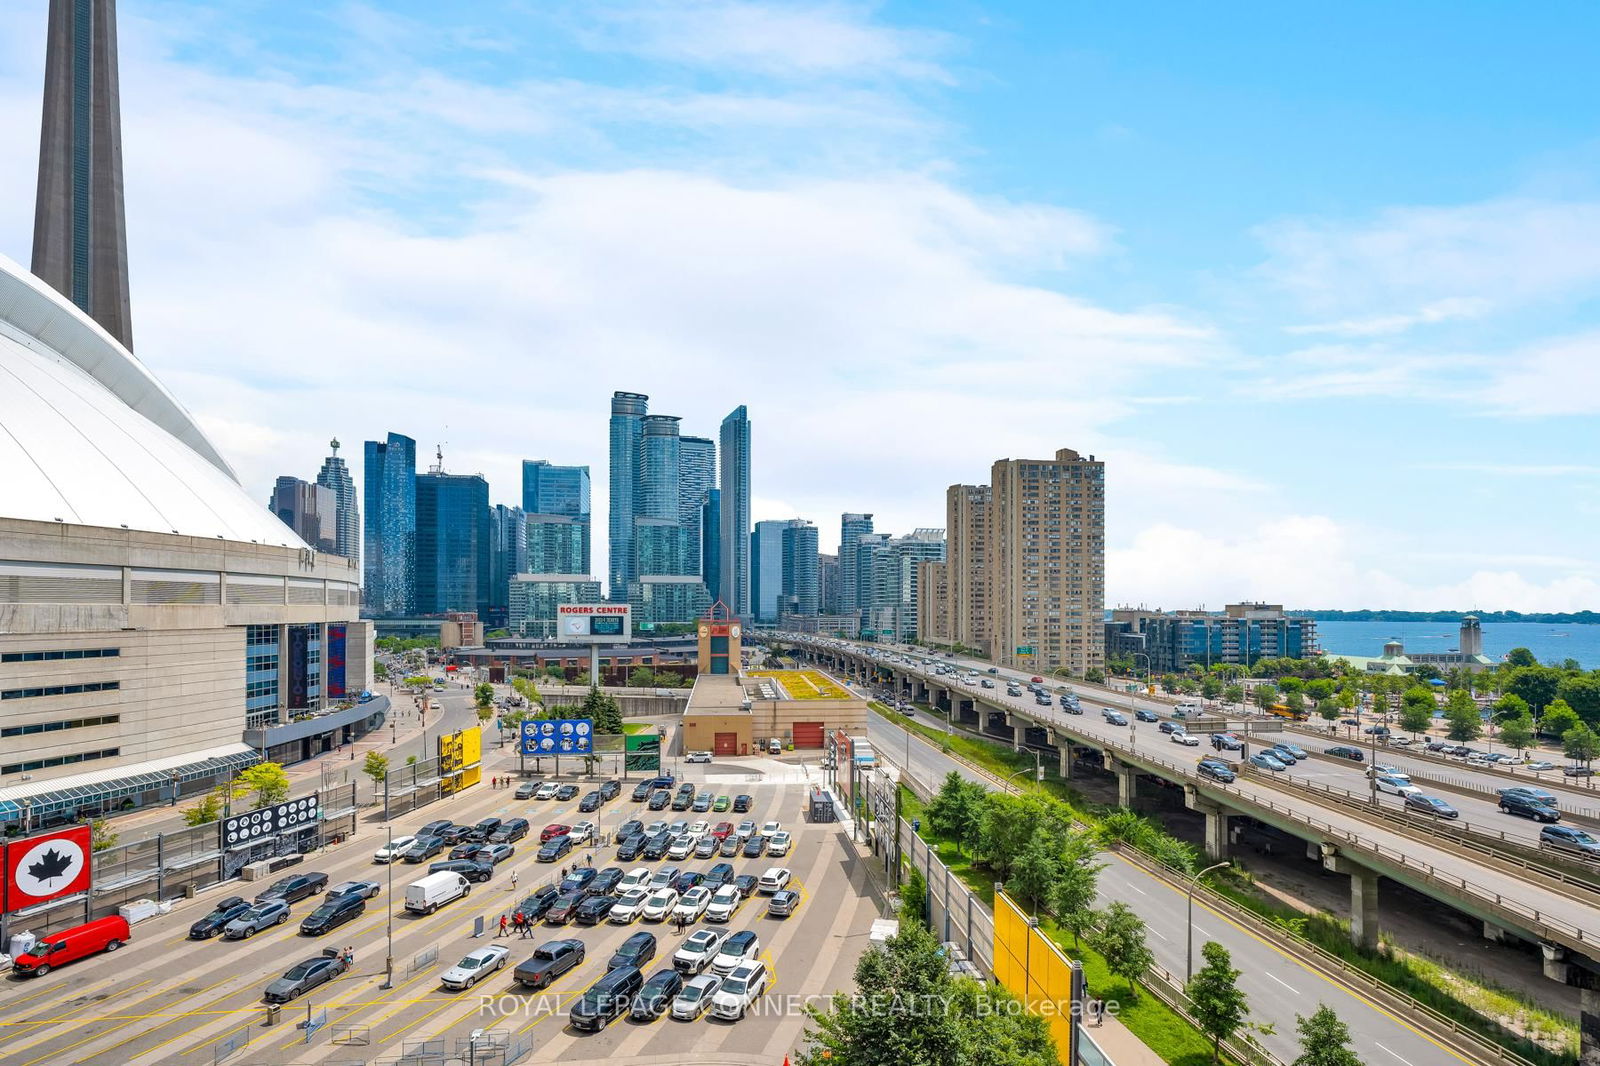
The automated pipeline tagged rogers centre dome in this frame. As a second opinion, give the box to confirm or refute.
[0,251,302,545]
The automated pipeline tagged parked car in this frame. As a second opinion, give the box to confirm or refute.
[579,792,602,813]
[555,784,581,801]
[630,967,685,1021]
[609,931,658,971]
[757,868,792,894]
[404,871,471,915]
[429,859,493,883]
[545,891,588,925]
[686,750,713,763]
[1404,794,1460,819]
[402,835,445,863]
[256,872,328,905]
[475,843,516,866]
[767,831,793,857]
[590,867,625,895]
[300,892,366,936]
[515,938,585,989]
[514,886,562,923]
[673,928,729,974]
[224,900,291,939]
[742,835,768,858]
[264,952,348,1002]
[575,895,619,925]
[560,867,599,895]
[709,960,769,1020]
[694,835,720,858]
[647,791,672,811]
[732,795,753,813]
[672,974,723,1020]
[641,888,681,922]
[514,780,542,799]
[704,885,744,922]
[11,915,131,976]
[599,779,623,801]
[373,836,416,864]
[609,889,651,923]
[537,836,574,862]
[417,819,453,838]
[672,871,706,895]
[705,862,736,887]
[710,930,761,975]
[489,818,530,844]
[693,793,715,813]
[1527,761,1558,772]
[570,966,644,1031]
[718,835,743,858]
[535,782,559,800]
[767,889,801,917]
[467,818,503,843]
[189,896,251,939]
[441,945,510,991]
[437,824,474,844]
[673,886,713,923]
[541,823,572,843]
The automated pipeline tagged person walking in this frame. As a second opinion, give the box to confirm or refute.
[497,913,508,937]
[511,868,519,891]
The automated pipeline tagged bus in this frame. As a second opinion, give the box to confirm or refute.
[1265,703,1308,721]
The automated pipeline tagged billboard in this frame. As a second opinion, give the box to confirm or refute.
[286,625,310,709]
[557,604,631,642]
[221,794,320,850]
[993,888,1081,1061]
[440,728,483,793]
[625,730,661,772]
[326,624,347,699]
[4,825,92,913]
[521,718,595,756]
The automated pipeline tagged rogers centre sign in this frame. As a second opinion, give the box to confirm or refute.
[558,603,632,641]
[558,605,628,614]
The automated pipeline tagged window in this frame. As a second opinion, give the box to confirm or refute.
[1,681,120,700]
[2,748,120,775]
[1,714,119,737]
[1,648,120,663]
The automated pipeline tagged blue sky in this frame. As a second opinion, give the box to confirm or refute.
[1,0,1596,610]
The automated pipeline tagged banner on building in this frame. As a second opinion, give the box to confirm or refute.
[287,626,310,709]
[4,825,92,913]
[221,794,320,850]
[326,624,347,699]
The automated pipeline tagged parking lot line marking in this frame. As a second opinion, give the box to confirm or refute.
[10,973,237,1066]
[0,977,157,1031]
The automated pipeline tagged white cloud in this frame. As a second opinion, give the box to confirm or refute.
[1475,329,1600,416]
[1285,297,1490,337]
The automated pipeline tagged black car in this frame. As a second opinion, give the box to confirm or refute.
[561,867,599,895]
[742,835,767,858]
[489,818,530,844]
[418,819,453,838]
[671,871,705,894]
[402,835,445,863]
[615,819,645,844]
[609,931,657,971]
[468,817,503,842]
[189,895,251,939]
[449,842,485,860]
[705,862,735,887]
[256,872,329,905]
[300,892,365,935]
[514,886,562,923]
[598,779,622,801]
[579,792,602,813]
[538,835,574,862]
[555,784,580,801]
[671,792,694,812]
[629,967,684,1021]
[617,834,647,862]
[1134,709,1159,723]
[575,895,618,925]
[1500,792,1561,823]
[545,890,588,924]
[1325,746,1365,762]
[733,873,759,897]
[590,866,625,895]
[429,859,494,883]
[647,791,672,811]
[515,938,585,989]
[632,781,655,802]
[1196,758,1236,783]
[437,824,475,845]
[643,833,673,860]
[731,795,752,813]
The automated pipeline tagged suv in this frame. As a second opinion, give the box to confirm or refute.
[489,818,529,844]
[1541,825,1600,857]
[1196,758,1236,783]
[1499,791,1561,823]
[609,931,658,971]
[1211,733,1243,752]
[598,779,622,801]
[300,891,365,936]
[709,960,769,1021]
[256,872,329,905]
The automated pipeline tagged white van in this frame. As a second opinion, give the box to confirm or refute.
[767,738,782,755]
[405,871,470,915]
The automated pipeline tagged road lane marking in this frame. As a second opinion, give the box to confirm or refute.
[1266,973,1298,994]
[1375,1042,1415,1066]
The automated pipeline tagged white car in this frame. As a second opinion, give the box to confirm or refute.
[568,820,597,844]
[1170,732,1200,746]
[534,782,559,800]
[609,888,650,924]
[673,886,713,923]
[373,836,416,863]
[641,887,680,922]
[711,930,762,976]
[686,750,713,763]
[440,945,509,990]
[688,820,710,836]
[757,867,791,894]
[672,974,723,1019]
[1374,775,1422,797]
[1464,755,1495,768]
[766,831,792,857]
[667,835,696,860]
[759,820,782,838]
[673,928,727,974]
[618,867,653,893]
[1366,764,1402,778]
[703,884,743,923]
[709,960,769,1020]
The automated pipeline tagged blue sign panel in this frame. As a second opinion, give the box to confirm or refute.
[520,718,594,756]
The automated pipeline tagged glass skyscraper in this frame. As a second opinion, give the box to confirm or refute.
[718,406,752,617]
[637,415,682,526]
[316,438,360,560]
[521,460,590,519]
[487,503,526,628]
[679,435,715,577]
[526,513,589,575]
[521,460,591,575]
[607,392,649,597]
[781,519,820,617]
[362,433,416,617]
[414,471,490,615]
[701,488,721,605]
[750,520,787,624]
[839,513,873,613]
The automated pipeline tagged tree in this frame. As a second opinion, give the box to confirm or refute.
[89,818,117,852]
[1556,674,1600,724]
[1187,941,1249,1065]
[1222,683,1244,706]
[1253,684,1280,710]
[1292,1005,1363,1066]
[236,762,290,808]
[1505,647,1538,669]
[1084,667,1106,684]
[1398,702,1433,737]
[1201,675,1223,700]
[1006,828,1060,912]
[581,685,624,735]
[1563,723,1600,766]
[474,682,494,709]
[1506,666,1562,712]
[362,751,390,795]
[1541,700,1581,739]
[926,772,973,842]
[182,790,224,826]
[373,660,389,682]
[1284,690,1306,715]
[1050,834,1104,946]
[1498,715,1535,755]
[1316,698,1340,724]
[1087,902,1154,997]
[1493,693,1530,722]
[1444,689,1482,742]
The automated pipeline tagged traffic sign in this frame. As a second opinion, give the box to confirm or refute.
[1246,720,1285,734]
[520,718,594,756]
[1182,720,1230,734]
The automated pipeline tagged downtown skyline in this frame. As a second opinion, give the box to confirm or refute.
[0,2,1595,612]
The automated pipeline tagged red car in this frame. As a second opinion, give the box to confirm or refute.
[540,823,571,843]
[710,821,734,841]
[1030,676,1044,684]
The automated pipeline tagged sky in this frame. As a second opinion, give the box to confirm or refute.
[1,0,1597,612]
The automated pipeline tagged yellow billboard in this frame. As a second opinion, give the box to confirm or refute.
[993,889,1079,1059]
[438,727,483,794]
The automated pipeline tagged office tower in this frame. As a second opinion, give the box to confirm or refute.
[637,415,682,526]
[988,448,1105,675]
[781,520,820,617]
[750,521,786,624]
[701,488,722,604]
[679,435,715,574]
[269,476,336,553]
[32,0,133,350]
[486,504,526,629]
[316,438,360,560]
[946,484,993,654]
[521,460,591,518]
[525,513,589,576]
[510,576,603,639]
[838,513,873,613]
[363,433,417,616]
[414,463,491,616]
[819,553,840,614]
[607,391,649,597]
[634,516,693,576]
[718,406,752,616]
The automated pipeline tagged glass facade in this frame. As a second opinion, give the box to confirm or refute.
[701,488,721,605]
[750,520,787,623]
[781,520,820,617]
[718,406,751,616]
[635,517,692,577]
[362,433,416,616]
[526,513,590,575]
[607,392,649,597]
[521,460,591,518]
[316,440,361,560]
[414,471,490,615]
[628,576,711,627]
[509,577,603,638]
[838,513,873,613]
[246,623,280,721]
[679,435,715,577]
[488,503,527,627]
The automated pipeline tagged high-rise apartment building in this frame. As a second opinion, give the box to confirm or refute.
[362,433,417,617]
[316,438,360,561]
[718,406,752,616]
[988,449,1105,675]
[946,484,993,654]
[525,513,589,576]
[818,553,840,614]
[637,415,682,525]
[858,529,944,641]
[510,575,603,639]
[521,460,590,519]
[680,435,715,576]
[1104,603,1318,673]
[414,468,490,617]
[486,504,526,629]
[780,520,820,618]
[269,476,336,553]
[838,513,873,613]
[607,391,649,597]
[917,560,950,643]
[750,520,787,624]
[701,488,722,604]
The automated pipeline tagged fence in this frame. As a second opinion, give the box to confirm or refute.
[384,756,445,820]
[898,816,994,976]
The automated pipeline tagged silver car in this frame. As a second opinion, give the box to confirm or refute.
[671,974,722,1020]
[263,953,347,1002]
[224,899,291,939]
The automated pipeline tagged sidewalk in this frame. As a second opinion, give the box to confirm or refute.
[1081,1012,1166,1066]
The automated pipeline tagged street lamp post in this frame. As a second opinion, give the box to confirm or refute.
[382,825,395,989]
[1186,860,1231,982]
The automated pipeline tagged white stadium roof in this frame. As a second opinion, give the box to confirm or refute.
[0,252,307,546]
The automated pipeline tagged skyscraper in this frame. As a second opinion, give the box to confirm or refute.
[818,553,840,614]
[701,488,722,604]
[988,449,1105,675]
[637,415,682,524]
[679,435,715,576]
[32,0,133,351]
[750,520,787,624]
[858,530,944,642]
[838,513,873,614]
[269,476,336,553]
[414,467,491,616]
[607,392,649,598]
[487,503,527,628]
[718,406,752,616]
[522,460,590,573]
[781,520,820,617]
[362,433,416,617]
[316,438,360,561]
[525,514,589,575]
[946,484,993,654]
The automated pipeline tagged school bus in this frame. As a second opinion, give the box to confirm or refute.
[1265,703,1309,721]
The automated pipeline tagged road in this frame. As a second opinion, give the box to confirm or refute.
[0,756,876,1066]
[868,708,1477,1066]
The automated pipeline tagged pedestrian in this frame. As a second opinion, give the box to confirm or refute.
[511,869,519,890]
[498,913,508,937]
[559,865,567,879]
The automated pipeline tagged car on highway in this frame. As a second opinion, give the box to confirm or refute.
[1499,786,1560,807]
[575,895,619,925]
[264,952,347,1002]
[1030,676,1044,683]
[189,896,252,939]
[515,938,585,989]
[256,872,329,905]
[609,931,658,971]
[710,930,761,975]
[1326,746,1365,762]
[673,886,713,923]
[1363,725,1391,736]
[1170,730,1200,746]
[1212,733,1244,752]
[767,890,800,917]
[1196,758,1236,783]
[515,886,562,923]
[556,784,581,801]
[1158,721,1182,734]
[224,900,291,939]
[1103,710,1129,726]
[709,960,769,1020]
[704,884,744,922]
[441,945,510,990]
[1403,794,1459,818]
[1275,741,1308,759]
[1527,761,1558,772]
[1565,766,1596,778]
[1266,745,1299,765]
[641,888,680,922]
[1374,774,1421,797]
[1249,752,1287,772]
[373,836,416,863]
[672,974,723,1020]
[757,868,792,894]
[537,835,574,862]
[1134,709,1160,723]
[514,780,542,799]
[1499,791,1561,822]
[1541,825,1600,858]
[534,782,560,800]
[674,928,728,974]
[429,859,493,883]
[609,889,650,923]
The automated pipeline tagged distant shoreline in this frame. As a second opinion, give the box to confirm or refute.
[1292,611,1597,625]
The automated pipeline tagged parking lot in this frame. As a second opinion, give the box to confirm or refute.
[0,757,880,1066]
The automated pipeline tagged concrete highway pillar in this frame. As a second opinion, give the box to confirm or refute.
[1112,762,1137,807]
[1349,869,1379,951]
[1581,985,1600,1066]
[1058,744,1072,779]
[1203,808,1233,863]
[1008,716,1024,751]
[1482,921,1512,944]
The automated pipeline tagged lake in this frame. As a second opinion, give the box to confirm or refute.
[1314,620,1598,670]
